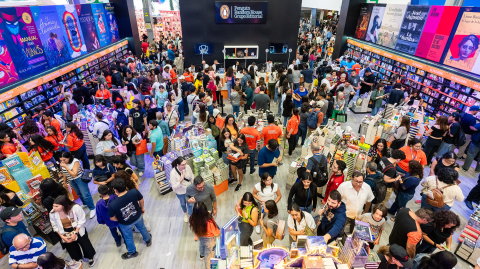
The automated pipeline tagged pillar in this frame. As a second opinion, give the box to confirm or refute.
[333,0,365,59]
[109,0,143,56]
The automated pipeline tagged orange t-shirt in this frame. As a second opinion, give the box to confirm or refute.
[45,134,63,151]
[352,63,361,74]
[30,147,53,162]
[1,143,16,155]
[205,220,220,238]
[50,119,62,135]
[287,115,300,135]
[261,125,283,147]
[398,146,427,172]
[226,125,238,139]
[96,89,111,100]
[67,133,83,152]
[170,70,177,84]
[240,127,260,150]
[183,72,193,82]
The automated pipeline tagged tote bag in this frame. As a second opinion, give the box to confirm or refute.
[136,139,149,155]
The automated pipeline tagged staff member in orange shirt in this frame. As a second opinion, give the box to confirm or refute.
[62,122,90,170]
[261,115,283,147]
[0,133,21,157]
[397,138,427,175]
[240,116,260,175]
[183,69,194,83]
[45,126,65,162]
[95,83,113,107]
[286,108,300,156]
[29,134,56,163]
[170,65,178,85]
[42,111,62,135]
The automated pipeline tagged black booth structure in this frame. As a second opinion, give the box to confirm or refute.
[179,0,302,70]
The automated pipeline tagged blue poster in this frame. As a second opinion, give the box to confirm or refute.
[104,3,119,43]
[91,4,110,47]
[75,4,100,53]
[31,6,72,68]
[55,5,87,58]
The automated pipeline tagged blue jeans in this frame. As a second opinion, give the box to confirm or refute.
[296,123,308,146]
[416,240,437,254]
[274,86,278,103]
[154,151,164,158]
[222,153,234,179]
[249,149,257,173]
[69,177,95,210]
[192,115,197,124]
[227,81,232,99]
[309,60,314,69]
[130,150,145,172]
[277,101,282,117]
[421,194,451,212]
[183,97,189,116]
[176,193,187,213]
[199,236,217,269]
[208,104,214,116]
[293,83,299,91]
[463,141,480,172]
[371,106,380,116]
[71,143,90,169]
[109,226,125,245]
[178,100,185,122]
[232,105,240,117]
[283,116,290,127]
[322,116,328,125]
[119,215,151,254]
[436,142,453,159]
[299,204,313,214]
[388,191,414,215]
[396,165,408,175]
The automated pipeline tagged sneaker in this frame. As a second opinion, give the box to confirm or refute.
[89,258,96,267]
[415,200,421,204]
[121,252,139,260]
[116,241,121,247]
[229,178,237,184]
[462,167,469,173]
[235,184,242,192]
[139,172,144,177]
[89,209,96,219]
[146,234,152,247]
[459,156,466,160]
[199,255,204,261]
[255,225,261,234]
[184,213,188,223]
[466,200,474,210]
[250,168,256,175]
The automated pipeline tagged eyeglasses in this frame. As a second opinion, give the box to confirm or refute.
[15,239,31,251]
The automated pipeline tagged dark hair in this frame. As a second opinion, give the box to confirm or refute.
[267,114,275,124]
[391,149,406,160]
[329,189,342,203]
[442,152,457,160]
[433,210,460,235]
[66,122,84,140]
[189,201,218,237]
[30,134,55,153]
[415,208,434,222]
[112,154,128,166]
[46,126,60,139]
[39,178,68,202]
[408,160,424,179]
[143,96,153,110]
[94,155,107,167]
[265,200,278,219]
[235,133,247,147]
[260,172,274,193]
[267,139,279,151]
[100,130,119,146]
[114,171,136,190]
[36,252,66,269]
[111,178,127,193]
[247,116,256,127]
[352,171,364,180]
[417,251,457,269]
[373,138,389,158]
[172,156,185,167]
[132,99,141,106]
[59,151,74,164]
[301,103,308,113]
[408,138,422,147]
[334,159,347,172]
[220,128,231,141]
[193,176,204,186]
[22,117,39,135]
[43,111,54,118]
[437,168,458,185]
[122,125,138,141]
[149,119,158,128]
[399,116,411,134]
[372,204,388,218]
[96,112,104,120]
[290,203,303,219]
[53,195,76,213]
[198,103,207,122]
[225,115,239,133]
[98,185,110,196]
[292,107,299,116]
[240,192,259,212]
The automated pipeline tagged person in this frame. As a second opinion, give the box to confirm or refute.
[316,190,347,243]
[286,108,300,156]
[367,138,391,165]
[108,178,152,260]
[92,155,116,190]
[321,74,335,92]
[92,112,111,139]
[112,155,139,182]
[370,84,385,116]
[186,176,217,217]
[155,85,168,113]
[143,96,159,124]
[337,171,374,233]
[121,125,145,176]
[164,101,179,133]
[413,251,457,269]
[257,139,282,179]
[96,130,120,164]
[332,91,345,120]
[219,128,234,182]
[36,251,85,269]
[240,116,260,175]
[293,85,308,108]
[63,122,90,169]
[225,67,235,99]
[322,159,346,204]
[359,204,387,249]
[296,103,309,146]
[282,93,295,127]
[388,160,422,218]
[45,126,64,162]
[0,185,23,210]
[234,192,259,246]
[260,115,282,147]
[388,83,405,105]
[28,134,55,164]
[170,156,194,223]
[40,178,69,215]
[0,207,30,249]
[243,80,254,113]
[149,120,164,158]
[377,245,414,269]
[193,103,208,125]
[95,83,112,107]
[189,202,220,268]
[259,200,280,248]
[416,210,460,254]
[389,208,434,258]
[458,106,479,159]
[42,111,62,135]
[229,134,250,191]
[50,195,96,266]
[360,68,375,95]
[436,112,461,157]
[128,99,148,136]
[429,152,459,176]
[421,167,464,211]
[230,86,242,116]
[253,86,270,112]
[398,138,427,174]
[390,116,410,150]
[288,203,316,243]
[0,133,21,158]
[287,172,317,213]
[204,115,221,151]
[95,185,124,247]
[8,234,47,269]
[377,149,407,206]
[424,116,448,165]
[462,120,480,172]
[301,65,314,92]
[326,92,334,119]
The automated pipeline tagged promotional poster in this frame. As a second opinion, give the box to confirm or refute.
[31,6,72,69]
[365,6,386,44]
[415,6,460,62]
[75,4,100,53]
[354,4,374,40]
[104,3,119,43]
[377,4,408,49]
[0,7,49,79]
[394,5,430,54]
[215,2,268,24]
[91,4,110,47]
[56,5,87,58]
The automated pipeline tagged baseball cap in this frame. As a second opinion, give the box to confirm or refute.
[389,244,413,268]
[0,207,22,221]
[178,75,185,80]
[317,101,324,108]
[451,112,460,119]
[470,106,480,111]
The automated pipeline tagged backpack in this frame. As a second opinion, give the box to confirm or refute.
[454,126,467,147]
[371,178,387,204]
[70,101,78,116]
[0,226,18,255]
[426,178,454,208]
[307,110,320,129]
[310,155,328,187]
[116,109,129,130]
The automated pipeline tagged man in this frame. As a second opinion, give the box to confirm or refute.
[364,162,382,193]
[260,115,282,147]
[266,59,273,73]
[109,178,152,260]
[322,160,346,204]
[149,120,164,159]
[189,63,196,73]
[253,86,270,112]
[389,208,433,258]
[387,83,405,106]
[378,244,413,269]
[170,65,178,85]
[192,92,207,111]
[351,61,362,75]
[141,39,148,59]
[247,62,258,72]
[300,64,314,93]
[348,69,361,97]
[167,46,175,61]
[465,174,480,210]
[186,176,217,216]
[462,121,480,173]
[306,143,328,198]
[258,139,282,178]
[296,55,303,66]
[316,61,327,79]
[458,106,479,159]
[316,190,347,243]
[337,76,354,106]
[437,112,461,157]
[92,112,111,139]
[119,61,130,78]
[240,68,251,90]
[42,111,61,135]
[111,67,124,88]
[307,101,325,135]
[360,68,375,96]
[9,234,46,269]
[179,75,192,115]
[338,66,349,80]
[288,59,296,70]
[377,149,406,206]
[359,63,370,78]
[240,116,261,175]
[129,100,148,135]
[0,207,30,250]
[345,57,355,75]
[202,60,209,70]
[337,171,374,233]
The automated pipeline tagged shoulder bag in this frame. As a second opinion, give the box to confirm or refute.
[426,178,454,208]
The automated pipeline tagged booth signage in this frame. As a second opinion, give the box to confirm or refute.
[215,1,267,24]
[194,43,213,55]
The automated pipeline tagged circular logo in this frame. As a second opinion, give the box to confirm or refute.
[22,12,32,24]
[220,5,229,19]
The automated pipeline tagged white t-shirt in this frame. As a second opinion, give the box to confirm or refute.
[287,212,316,240]
[112,108,130,119]
[254,183,278,202]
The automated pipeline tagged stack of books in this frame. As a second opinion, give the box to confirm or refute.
[193,157,205,176]
[306,236,327,254]
[457,209,480,265]
[239,246,253,268]
[456,236,475,261]
[365,252,381,269]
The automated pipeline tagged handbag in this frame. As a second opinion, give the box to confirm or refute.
[368,100,375,109]
[336,113,347,123]
[81,169,93,183]
[116,145,128,155]
[135,139,149,155]
[251,102,256,109]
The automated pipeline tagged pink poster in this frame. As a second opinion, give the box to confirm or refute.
[415,6,444,58]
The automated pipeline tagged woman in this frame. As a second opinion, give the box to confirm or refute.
[40,178,68,213]
[58,151,96,218]
[22,116,47,142]
[37,252,80,269]
[0,133,21,158]
[243,80,254,113]
[424,115,448,166]
[189,202,220,269]
[63,122,90,169]
[230,133,249,192]
[398,138,427,175]
[332,91,345,120]
[377,245,412,269]
[204,115,221,153]
[29,134,56,163]
[287,203,316,243]
[287,172,317,213]
[154,85,168,112]
[170,156,193,223]
[205,88,215,116]
[0,184,23,209]
[235,192,259,246]
[293,83,308,108]
[92,155,116,189]
[308,87,320,101]
[282,93,295,128]
[122,125,145,176]
[219,128,234,182]
[292,65,301,90]
[259,200,280,247]
[230,86,242,116]
[370,84,385,116]
[267,68,277,100]
[287,68,294,90]
[45,126,65,162]
[112,154,139,182]
[96,130,120,164]
[183,69,194,83]
[413,251,457,269]
[194,73,203,90]
[390,116,410,150]
[286,108,300,156]
[296,103,309,147]
[407,90,423,106]
[164,101,179,134]
[193,103,208,125]
[224,114,239,139]
[367,138,391,165]
[114,170,139,191]
[62,92,78,121]
[421,167,464,211]
[50,195,96,266]
[388,160,422,218]
[429,152,459,176]
[253,172,282,233]
[416,210,460,254]
[95,83,112,107]
[172,82,185,121]
[143,96,159,124]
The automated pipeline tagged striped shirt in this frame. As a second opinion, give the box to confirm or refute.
[60,159,84,184]
[9,237,47,266]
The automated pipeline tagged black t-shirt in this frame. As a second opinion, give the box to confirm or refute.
[433,157,459,175]
[420,222,451,245]
[146,107,159,124]
[407,95,422,105]
[378,157,397,188]
[129,108,147,130]
[108,189,144,225]
[117,163,134,175]
[360,74,375,95]
[443,122,460,144]
[77,86,93,105]
[389,208,419,249]
[181,82,192,96]
[203,73,210,88]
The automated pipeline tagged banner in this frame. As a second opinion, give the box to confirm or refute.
[377,4,407,49]
[354,4,374,40]
[365,6,386,44]
[215,2,268,24]
[31,6,72,69]
[91,4,110,47]
[104,3,119,43]
[56,5,87,59]
[394,5,430,54]
[75,4,100,53]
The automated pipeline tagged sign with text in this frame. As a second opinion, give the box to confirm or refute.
[215,2,267,24]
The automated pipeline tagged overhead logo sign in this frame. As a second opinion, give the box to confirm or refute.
[194,43,213,55]
[215,1,268,24]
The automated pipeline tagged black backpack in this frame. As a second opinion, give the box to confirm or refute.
[371,178,387,204]
[0,226,18,255]
[310,155,328,187]
[454,127,467,147]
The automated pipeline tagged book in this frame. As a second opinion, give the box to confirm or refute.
[210,258,226,269]
[297,235,307,248]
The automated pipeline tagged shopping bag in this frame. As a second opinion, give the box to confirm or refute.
[135,139,148,155]
[336,113,347,123]
[115,145,128,155]
[251,102,256,109]
[216,115,225,129]
[163,136,169,154]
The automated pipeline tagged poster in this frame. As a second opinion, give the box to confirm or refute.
[354,4,374,40]
[56,5,87,58]
[394,5,430,54]
[365,6,386,44]
[443,8,480,75]
[0,7,49,79]
[377,5,407,49]
[104,3,119,43]
[31,6,72,69]
[91,4,110,47]
[214,2,268,24]
[415,6,460,62]
[75,4,100,53]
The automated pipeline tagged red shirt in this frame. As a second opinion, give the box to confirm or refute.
[261,125,282,147]
[323,173,345,204]
[67,133,83,152]
[141,42,148,53]
[170,70,177,84]
[240,127,260,150]
[45,134,63,151]
[30,147,53,162]
[1,143,16,155]
[50,119,62,136]
[287,115,300,135]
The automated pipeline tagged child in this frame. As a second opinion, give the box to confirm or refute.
[155,85,168,112]
[95,185,123,247]
[359,204,387,249]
